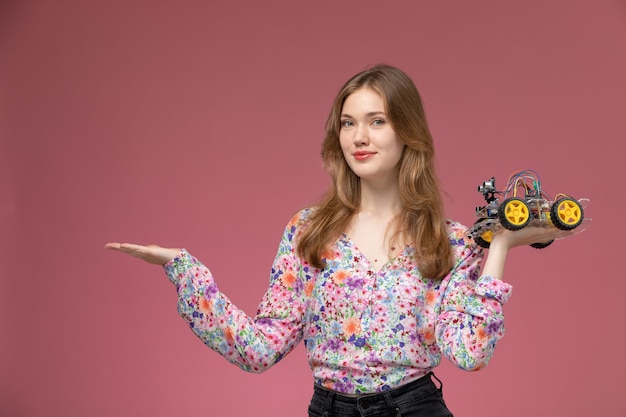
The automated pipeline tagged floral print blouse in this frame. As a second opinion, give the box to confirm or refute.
[163,208,512,394]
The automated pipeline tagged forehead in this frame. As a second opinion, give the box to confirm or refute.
[342,87,385,114]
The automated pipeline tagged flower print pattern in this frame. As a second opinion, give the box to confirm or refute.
[164,209,512,394]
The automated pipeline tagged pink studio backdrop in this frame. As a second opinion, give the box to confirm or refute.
[2,1,624,416]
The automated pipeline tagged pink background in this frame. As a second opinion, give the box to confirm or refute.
[2,1,625,416]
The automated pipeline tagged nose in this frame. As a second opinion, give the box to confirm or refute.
[353,124,369,146]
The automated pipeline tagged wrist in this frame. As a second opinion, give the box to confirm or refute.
[481,237,510,281]
[489,233,512,253]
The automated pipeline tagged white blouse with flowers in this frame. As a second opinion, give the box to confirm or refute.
[163,208,512,394]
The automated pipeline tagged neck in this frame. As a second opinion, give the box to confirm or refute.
[358,179,402,216]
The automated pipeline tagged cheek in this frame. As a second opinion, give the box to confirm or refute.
[386,135,404,156]
[339,135,351,153]
[389,144,405,167]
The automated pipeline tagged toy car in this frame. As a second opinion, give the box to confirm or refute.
[467,170,585,249]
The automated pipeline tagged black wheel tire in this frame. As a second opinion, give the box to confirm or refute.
[471,219,493,249]
[530,240,554,249]
[498,197,532,231]
[550,197,584,231]
[475,234,491,249]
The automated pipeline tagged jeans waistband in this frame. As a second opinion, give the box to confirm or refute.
[313,372,441,406]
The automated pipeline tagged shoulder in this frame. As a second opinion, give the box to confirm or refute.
[444,220,484,277]
[281,206,318,241]
[287,206,317,228]
[446,219,469,240]
[446,219,480,254]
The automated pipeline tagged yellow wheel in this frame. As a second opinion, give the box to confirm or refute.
[550,197,584,230]
[472,219,493,248]
[498,197,531,230]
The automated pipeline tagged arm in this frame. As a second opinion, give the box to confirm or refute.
[435,230,511,371]
[165,235,306,373]
[106,215,309,373]
[481,225,575,279]
[435,223,576,371]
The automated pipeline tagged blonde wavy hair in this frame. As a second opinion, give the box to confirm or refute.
[297,64,453,280]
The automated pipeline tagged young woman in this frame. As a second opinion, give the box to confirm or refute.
[106,65,575,416]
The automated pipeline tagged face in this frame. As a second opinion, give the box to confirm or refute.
[339,87,405,184]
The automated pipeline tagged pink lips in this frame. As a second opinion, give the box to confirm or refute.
[353,151,376,161]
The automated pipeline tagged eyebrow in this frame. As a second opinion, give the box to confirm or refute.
[340,111,387,118]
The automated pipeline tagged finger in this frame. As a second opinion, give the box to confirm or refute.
[119,243,147,250]
[106,243,151,260]
[105,242,144,250]
[105,242,142,252]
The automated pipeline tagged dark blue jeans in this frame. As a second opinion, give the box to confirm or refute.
[308,373,453,417]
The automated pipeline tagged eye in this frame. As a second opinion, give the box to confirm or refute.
[372,119,385,126]
[340,119,353,128]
